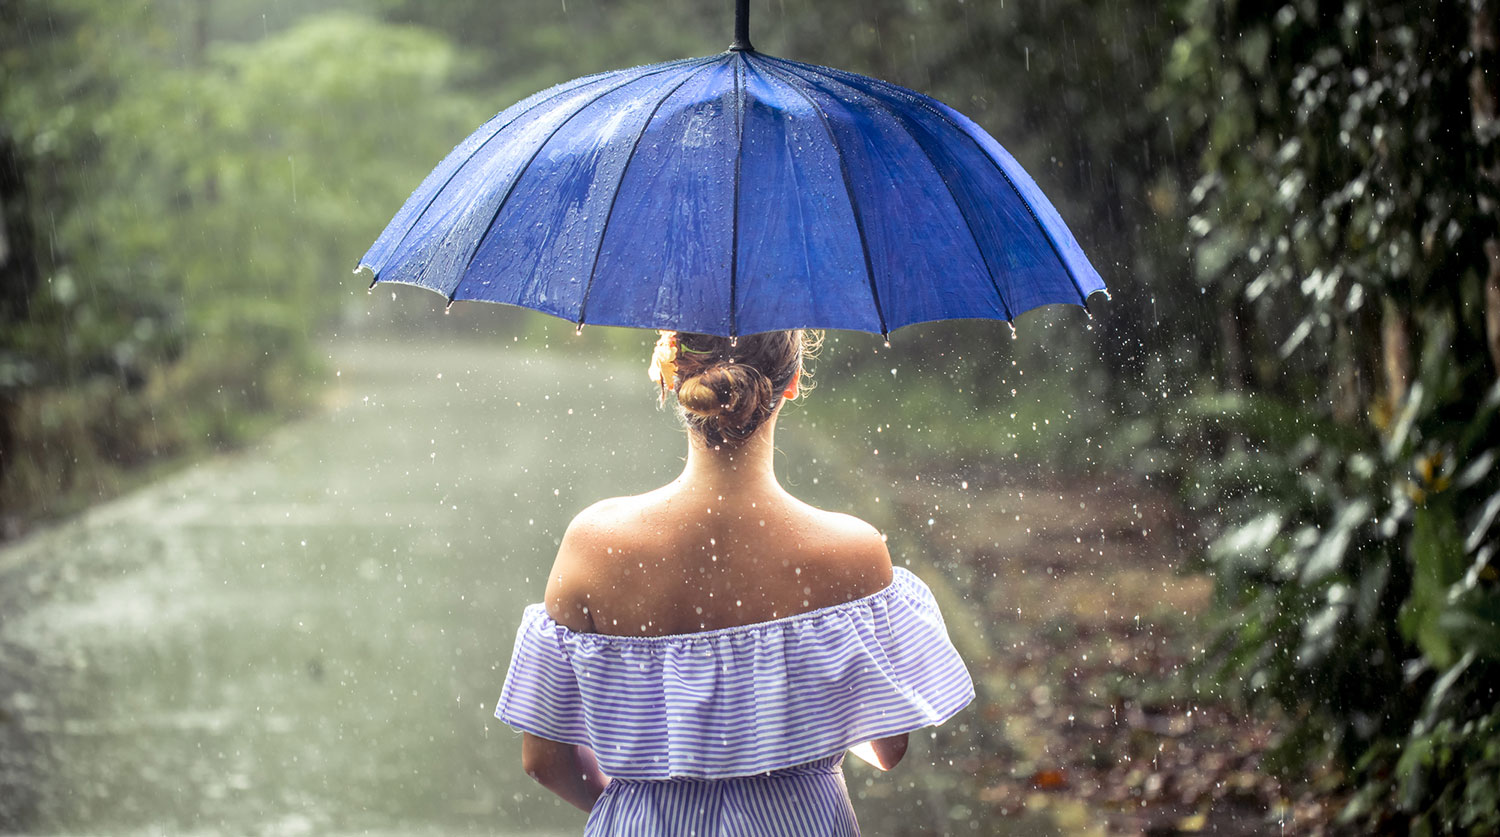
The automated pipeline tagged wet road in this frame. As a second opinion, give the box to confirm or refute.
[2,336,670,835]
[0,335,1026,836]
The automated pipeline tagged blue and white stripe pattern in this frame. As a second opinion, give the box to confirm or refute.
[495,567,973,834]
[585,754,858,835]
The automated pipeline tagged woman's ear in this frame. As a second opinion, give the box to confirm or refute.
[783,368,801,400]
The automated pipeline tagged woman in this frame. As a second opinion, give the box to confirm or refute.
[495,330,973,835]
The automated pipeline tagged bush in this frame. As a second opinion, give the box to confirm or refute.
[1163,1,1500,829]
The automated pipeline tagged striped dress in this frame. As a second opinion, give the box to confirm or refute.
[495,567,974,836]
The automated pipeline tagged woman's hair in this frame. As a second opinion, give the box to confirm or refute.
[670,330,820,446]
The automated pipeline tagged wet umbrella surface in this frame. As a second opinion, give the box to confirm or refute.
[360,2,1105,336]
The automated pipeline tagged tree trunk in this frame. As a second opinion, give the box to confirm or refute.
[1382,297,1411,423]
[1331,319,1363,425]
[1218,293,1254,391]
[0,130,39,500]
[0,133,37,323]
[1489,255,1500,375]
[196,0,218,204]
[1472,1,1500,377]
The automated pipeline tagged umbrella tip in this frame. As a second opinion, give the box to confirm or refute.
[1007,321,1017,339]
[355,264,378,290]
[445,299,455,315]
[575,323,585,336]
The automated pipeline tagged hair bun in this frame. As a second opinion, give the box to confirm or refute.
[677,364,771,440]
[660,330,814,447]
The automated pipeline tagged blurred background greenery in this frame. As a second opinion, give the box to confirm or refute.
[2,0,1498,832]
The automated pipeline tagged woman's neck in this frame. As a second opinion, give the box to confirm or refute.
[677,415,782,496]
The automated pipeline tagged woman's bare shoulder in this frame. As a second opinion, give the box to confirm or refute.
[787,502,894,597]
[562,494,644,540]
[544,493,663,628]
[564,484,680,543]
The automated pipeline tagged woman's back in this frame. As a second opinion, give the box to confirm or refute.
[544,480,894,636]
[495,330,972,835]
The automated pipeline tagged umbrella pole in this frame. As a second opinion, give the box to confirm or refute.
[730,0,753,52]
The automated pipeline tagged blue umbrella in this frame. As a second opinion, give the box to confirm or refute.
[358,2,1106,338]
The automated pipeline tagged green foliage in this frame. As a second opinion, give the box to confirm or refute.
[110,12,482,350]
[0,2,485,524]
[1165,0,1500,829]
[12,4,1494,829]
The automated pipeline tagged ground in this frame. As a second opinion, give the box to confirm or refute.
[0,333,1348,836]
[873,469,1348,835]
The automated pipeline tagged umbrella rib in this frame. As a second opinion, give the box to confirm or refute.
[730,54,746,338]
[575,59,721,328]
[767,58,1014,324]
[770,56,1093,307]
[374,61,693,279]
[373,83,581,276]
[757,60,889,338]
[446,57,717,302]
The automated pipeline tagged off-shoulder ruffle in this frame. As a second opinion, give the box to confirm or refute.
[494,567,974,780]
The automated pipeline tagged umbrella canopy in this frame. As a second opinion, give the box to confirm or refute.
[359,34,1105,337]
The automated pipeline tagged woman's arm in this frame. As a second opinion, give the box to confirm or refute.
[521,732,610,812]
[850,732,910,770]
[869,733,909,769]
[829,517,908,771]
[521,507,617,811]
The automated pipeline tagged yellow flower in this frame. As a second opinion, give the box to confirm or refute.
[1415,451,1451,493]
[648,330,677,402]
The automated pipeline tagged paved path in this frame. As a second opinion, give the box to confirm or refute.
[1,337,687,835]
[0,335,1018,836]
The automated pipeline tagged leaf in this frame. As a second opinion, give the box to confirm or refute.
[1303,500,1371,582]
[1436,593,1500,660]
[1299,593,1347,665]
[1403,504,1468,667]
[1396,732,1436,813]
[1029,768,1070,791]
[1177,812,1209,832]
[1211,511,1284,562]
[1279,318,1314,359]
[1455,449,1495,490]
[1466,490,1500,555]
[1386,381,1425,459]
[1354,555,1391,628]
[1414,649,1476,734]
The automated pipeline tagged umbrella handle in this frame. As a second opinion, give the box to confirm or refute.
[730,0,753,52]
